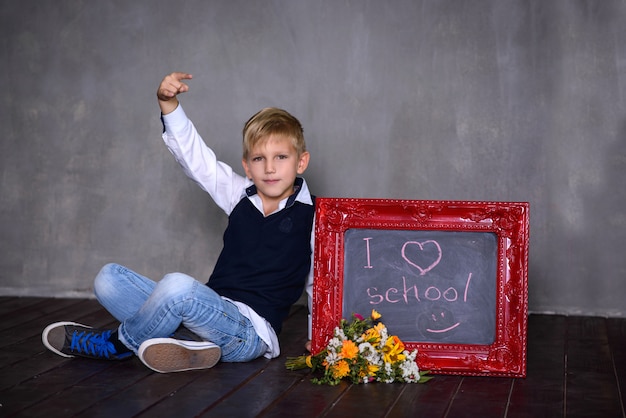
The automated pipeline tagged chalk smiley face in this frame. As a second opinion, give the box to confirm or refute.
[417,307,460,339]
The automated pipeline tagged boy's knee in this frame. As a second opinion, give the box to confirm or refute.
[100,263,121,275]
[158,272,197,294]
[93,263,123,297]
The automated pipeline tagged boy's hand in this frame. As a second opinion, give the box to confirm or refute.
[157,72,193,115]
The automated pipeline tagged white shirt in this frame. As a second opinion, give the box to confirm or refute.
[161,104,314,358]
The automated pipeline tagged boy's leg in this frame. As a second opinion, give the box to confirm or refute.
[43,265,267,371]
[42,263,158,360]
[93,263,202,342]
[94,263,157,322]
[119,272,268,365]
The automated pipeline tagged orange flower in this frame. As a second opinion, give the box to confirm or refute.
[341,339,359,360]
[331,360,350,379]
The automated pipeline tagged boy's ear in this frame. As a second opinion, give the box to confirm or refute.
[297,151,310,174]
[242,158,252,179]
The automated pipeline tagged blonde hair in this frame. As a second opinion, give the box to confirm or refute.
[242,108,306,159]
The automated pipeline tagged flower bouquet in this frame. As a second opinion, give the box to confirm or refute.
[286,309,432,385]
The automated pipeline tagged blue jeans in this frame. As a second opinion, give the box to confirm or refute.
[93,263,268,362]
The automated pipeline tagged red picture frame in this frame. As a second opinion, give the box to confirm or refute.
[311,198,529,378]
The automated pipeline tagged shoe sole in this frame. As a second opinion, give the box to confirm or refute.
[138,338,221,373]
[42,321,90,358]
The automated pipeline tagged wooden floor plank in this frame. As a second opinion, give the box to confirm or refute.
[565,317,624,417]
[0,299,105,347]
[15,359,152,417]
[197,367,305,417]
[0,298,625,417]
[137,360,271,417]
[321,383,406,417]
[194,307,314,417]
[527,314,567,346]
[0,298,83,333]
[387,375,462,417]
[0,357,120,415]
[0,297,47,318]
[508,314,566,417]
[566,316,610,343]
[71,369,209,418]
[445,376,514,417]
[260,378,349,418]
[607,317,626,415]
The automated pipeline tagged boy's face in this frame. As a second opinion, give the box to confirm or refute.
[242,134,310,213]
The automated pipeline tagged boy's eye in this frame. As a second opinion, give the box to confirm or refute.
[277,154,289,160]
[252,156,263,162]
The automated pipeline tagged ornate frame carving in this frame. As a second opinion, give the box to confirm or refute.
[311,198,529,377]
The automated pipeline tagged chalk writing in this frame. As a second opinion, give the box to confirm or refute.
[343,229,497,345]
[401,240,442,276]
[363,237,373,269]
[366,273,472,304]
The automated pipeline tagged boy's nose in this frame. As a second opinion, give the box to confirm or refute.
[265,162,275,174]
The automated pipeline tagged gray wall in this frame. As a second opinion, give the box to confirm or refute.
[1,1,625,317]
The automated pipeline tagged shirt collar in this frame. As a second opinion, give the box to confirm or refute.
[244,177,313,215]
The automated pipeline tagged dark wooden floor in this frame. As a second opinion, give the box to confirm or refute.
[0,297,624,417]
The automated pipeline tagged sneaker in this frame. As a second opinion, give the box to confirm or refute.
[42,321,132,360]
[138,338,221,373]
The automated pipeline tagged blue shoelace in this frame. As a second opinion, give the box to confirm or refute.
[69,329,117,358]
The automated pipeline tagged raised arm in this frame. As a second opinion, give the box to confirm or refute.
[158,73,249,215]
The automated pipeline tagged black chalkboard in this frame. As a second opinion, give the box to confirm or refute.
[342,228,498,345]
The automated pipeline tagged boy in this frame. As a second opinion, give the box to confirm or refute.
[42,72,315,373]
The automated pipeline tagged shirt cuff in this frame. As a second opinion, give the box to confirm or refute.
[161,104,189,133]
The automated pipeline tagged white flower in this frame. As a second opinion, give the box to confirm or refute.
[358,342,382,365]
[395,350,420,382]
[324,350,340,365]
[404,349,417,362]
[379,326,389,342]
[380,362,394,381]
[328,335,343,350]
[333,328,346,341]
[400,360,420,381]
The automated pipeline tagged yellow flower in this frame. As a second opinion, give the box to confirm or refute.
[341,339,359,360]
[367,363,380,376]
[371,309,382,320]
[361,327,381,345]
[358,362,380,381]
[285,313,430,385]
[382,335,406,364]
[331,360,350,379]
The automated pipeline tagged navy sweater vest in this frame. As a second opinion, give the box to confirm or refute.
[207,190,315,334]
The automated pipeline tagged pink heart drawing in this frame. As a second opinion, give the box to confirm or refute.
[401,240,442,276]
